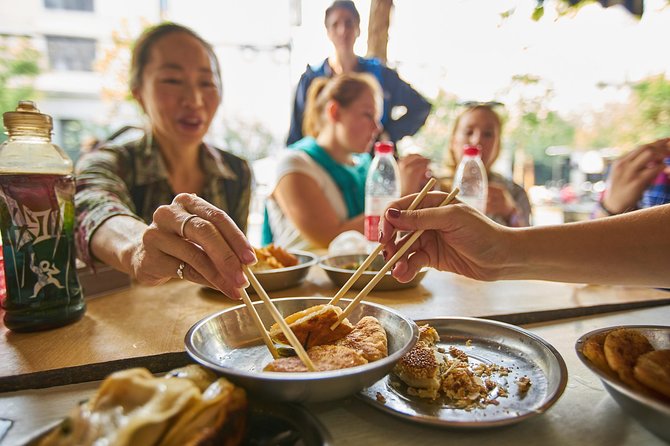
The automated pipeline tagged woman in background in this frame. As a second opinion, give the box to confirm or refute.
[265,73,430,250]
[75,22,254,300]
[445,103,531,227]
[287,0,431,146]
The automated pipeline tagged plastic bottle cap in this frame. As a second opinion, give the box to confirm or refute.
[463,146,481,157]
[374,141,394,154]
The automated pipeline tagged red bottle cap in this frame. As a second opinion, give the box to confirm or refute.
[463,146,481,157]
[374,141,394,154]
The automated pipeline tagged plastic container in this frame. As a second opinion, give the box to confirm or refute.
[364,141,400,243]
[453,145,488,213]
[0,101,85,332]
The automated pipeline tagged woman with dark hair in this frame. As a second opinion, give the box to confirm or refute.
[287,0,431,146]
[75,23,254,299]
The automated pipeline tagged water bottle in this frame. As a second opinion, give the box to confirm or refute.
[364,141,400,243]
[453,145,488,213]
[0,101,85,332]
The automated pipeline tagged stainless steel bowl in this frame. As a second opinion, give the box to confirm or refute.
[185,297,419,403]
[248,250,317,293]
[319,253,428,291]
[575,325,670,442]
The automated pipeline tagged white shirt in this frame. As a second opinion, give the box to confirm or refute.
[266,150,348,250]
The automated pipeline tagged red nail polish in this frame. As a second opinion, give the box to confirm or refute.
[387,208,400,218]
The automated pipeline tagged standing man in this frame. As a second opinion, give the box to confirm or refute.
[287,0,431,146]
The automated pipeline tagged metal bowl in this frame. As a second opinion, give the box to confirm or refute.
[575,325,670,442]
[248,250,317,293]
[185,297,419,403]
[319,253,428,291]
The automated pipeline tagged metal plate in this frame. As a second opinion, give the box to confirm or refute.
[575,325,670,442]
[20,399,333,446]
[359,317,568,428]
[185,297,419,403]
[319,253,428,291]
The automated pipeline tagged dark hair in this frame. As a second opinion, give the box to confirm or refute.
[303,73,381,137]
[324,0,360,26]
[129,22,222,96]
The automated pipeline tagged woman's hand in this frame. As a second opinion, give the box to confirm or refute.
[486,182,517,223]
[398,154,432,196]
[379,192,513,283]
[602,138,670,214]
[126,193,256,299]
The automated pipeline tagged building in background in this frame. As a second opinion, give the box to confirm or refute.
[0,0,162,160]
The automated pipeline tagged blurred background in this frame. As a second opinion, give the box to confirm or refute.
[1,0,668,239]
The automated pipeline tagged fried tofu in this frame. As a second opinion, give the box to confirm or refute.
[269,304,353,349]
[264,344,368,372]
[334,316,388,362]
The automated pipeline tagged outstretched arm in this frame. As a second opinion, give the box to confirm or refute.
[380,192,670,287]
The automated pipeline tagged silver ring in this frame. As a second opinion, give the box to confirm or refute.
[177,262,185,280]
[180,214,198,239]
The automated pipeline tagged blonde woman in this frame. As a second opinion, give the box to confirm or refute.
[264,73,430,249]
[445,103,531,227]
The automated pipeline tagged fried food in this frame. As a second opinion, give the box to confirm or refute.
[269,304,353,349]
[582,332,616,378]
[393,324,443,400]
[634,349,670,399]
[441,360,487,408]
[334,316,388,362]
[38,366,247,446]
[393,324,516,408]
[603,328,654,389]
[252,244,298,271]
[263,344,368,372]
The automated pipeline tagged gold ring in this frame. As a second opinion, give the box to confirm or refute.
[180,214,198,239]
[177,262,185,280]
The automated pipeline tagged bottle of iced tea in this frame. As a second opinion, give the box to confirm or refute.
[0,101,85,332]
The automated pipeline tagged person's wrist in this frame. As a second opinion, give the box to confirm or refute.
[599,199,620,216]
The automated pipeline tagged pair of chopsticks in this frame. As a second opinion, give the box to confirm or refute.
[329,183,460,329]
[240,265,316,371]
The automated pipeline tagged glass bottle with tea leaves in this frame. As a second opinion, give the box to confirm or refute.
[0,101,85,332]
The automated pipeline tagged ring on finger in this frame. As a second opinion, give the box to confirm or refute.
[180,214,198,240]
[177,262,186,280]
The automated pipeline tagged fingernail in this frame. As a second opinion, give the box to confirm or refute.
[387,208,400,218]
[235,270,249,288]
[241,249,256,264]
[382,249,388,260]
[378,230,384,242]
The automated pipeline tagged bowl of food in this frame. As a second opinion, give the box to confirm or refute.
[248,245,317,293]
[184,297,419,403]
[319,253,428,291]
[575,325,670,442]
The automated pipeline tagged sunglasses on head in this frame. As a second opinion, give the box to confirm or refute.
[458,100,505,108]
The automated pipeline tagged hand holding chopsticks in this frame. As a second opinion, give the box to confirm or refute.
[242,264,316,371]
[331,187,460,329]
[328,177,437,305]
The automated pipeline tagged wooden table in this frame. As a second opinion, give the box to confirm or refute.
[1,265,669,444]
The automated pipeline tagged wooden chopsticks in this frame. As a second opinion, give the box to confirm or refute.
[329,177,437,305]
[331,188,460,329]
[242,264,316,371]
[238,286,279,359]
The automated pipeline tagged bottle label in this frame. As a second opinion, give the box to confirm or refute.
[364,195,396,241]
[0,174,83,327]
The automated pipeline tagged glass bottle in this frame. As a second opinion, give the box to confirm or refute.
[0,101,85,332]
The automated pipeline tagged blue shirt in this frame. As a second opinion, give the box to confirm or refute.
[287,56,431,146]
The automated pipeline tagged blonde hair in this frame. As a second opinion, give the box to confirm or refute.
[444,104,503,174]
[302,73,382,137]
